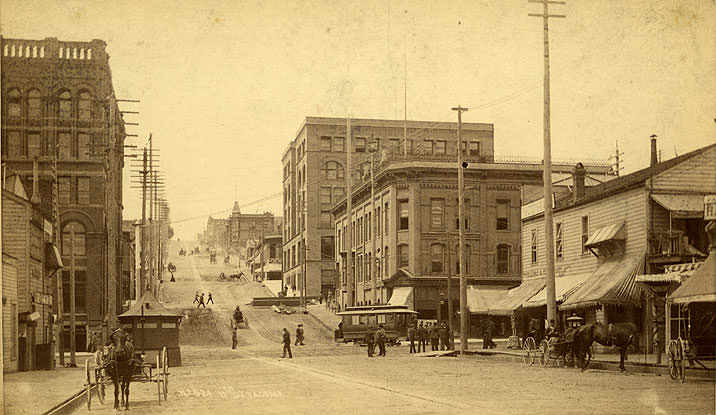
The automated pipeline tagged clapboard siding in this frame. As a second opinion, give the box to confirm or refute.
[650,202,671,234]
[522,187,647,279]
[2,255,19,372]
[2,194,31,312]
[651,146,716,193]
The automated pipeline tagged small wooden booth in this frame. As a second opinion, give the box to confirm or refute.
[118,291,183,367]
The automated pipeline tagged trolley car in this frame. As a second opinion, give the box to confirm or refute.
[336,305,418,343]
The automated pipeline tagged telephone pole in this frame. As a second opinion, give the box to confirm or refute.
[370,136,378,304]
[452,105,468,354]
[529,0,565,325]
[52,141,65,367]
[139,146,148,297]
[446,230,454,350]
[345,118,354,307]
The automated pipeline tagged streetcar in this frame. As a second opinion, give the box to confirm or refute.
[336,305,418,344]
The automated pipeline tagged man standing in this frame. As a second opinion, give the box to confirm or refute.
[429,322,440,351]
[439,322,449,351]
[417,322,428,353]
[408,324,417,354]
[295,324,305,346]
[365,326,375,357]
[282,328,292,358]
[375,324,387,357]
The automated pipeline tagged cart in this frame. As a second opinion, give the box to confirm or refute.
[538,336,574,367]
[522,337,538,366]
[84,346,170,410]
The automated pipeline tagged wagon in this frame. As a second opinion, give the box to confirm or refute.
[84,346,170,410]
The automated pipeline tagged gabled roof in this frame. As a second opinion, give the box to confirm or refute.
[118,291,182,319]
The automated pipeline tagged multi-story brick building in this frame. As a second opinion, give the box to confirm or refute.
[205,216,228,250]
[226,202,281,258]
[1,36,127,347]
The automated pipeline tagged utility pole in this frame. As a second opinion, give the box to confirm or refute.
[446,230,454,350]
[149,137,154,295]
[370,136,378,304]
[452,105,468,354]
[345,118,354,307]
[139,146,148,297]
[52,140,65,367]
[529,0,565,325]
[69,229,76,367]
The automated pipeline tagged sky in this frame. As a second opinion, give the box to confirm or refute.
[2,0,715,240]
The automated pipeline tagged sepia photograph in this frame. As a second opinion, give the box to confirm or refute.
[1,1,715,414]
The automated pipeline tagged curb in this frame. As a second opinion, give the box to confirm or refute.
[305,308,338,333]
[43,386,94,415]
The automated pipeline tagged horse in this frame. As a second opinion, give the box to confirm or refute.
[574,322,639,372]
[107,330,137,410]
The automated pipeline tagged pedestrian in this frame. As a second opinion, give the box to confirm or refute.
[439,322,449,351]
[375,324,387,357]
[198,293,206,308]
[87,331,99,353]
[408,324,417,354]
[207,292,214,304]
[232,329,238,349]
[193,291,199,304]
[365,326,375,357]
[430,322,440,351]
[282,328,292,358]
[483,317,497,349]
[295,324,305,346]
[417,322,428,353]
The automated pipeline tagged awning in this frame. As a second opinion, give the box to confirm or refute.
[488,279,545,316]
[523,272,592,308]
[261,263,282,273]
[584,221,626,248]
[466,286,508,314]
[651,194,704,219]
[45,242,64,272]
[560,254,645,310]
[388,287,414,308]
[670,253,716,304]
[636,262,703,283]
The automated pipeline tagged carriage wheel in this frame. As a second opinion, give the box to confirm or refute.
[85,359,92,410]
[162,347,169,400]
[94,368,105,404]
[666,340,678,380]
[538,340,549,367]
[677,338,686,383]
[522,337,536,366]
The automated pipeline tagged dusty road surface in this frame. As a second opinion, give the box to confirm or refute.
[70,241,715,415]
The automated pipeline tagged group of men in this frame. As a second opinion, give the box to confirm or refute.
[407,321,451,353]
[363,324,388,357]
[281,324,306,358]
[193,291,214,308]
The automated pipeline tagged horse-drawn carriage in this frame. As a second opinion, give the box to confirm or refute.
[84,330,170,410]
[523,332,576,367]
[219,272,244,282]
[232,306,249,329]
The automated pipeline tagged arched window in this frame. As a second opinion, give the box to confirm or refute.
[320,161,344,180]
[62,222,86,256]
[28,89,41,118]
[78,91,91,120]
[7,89,21,117]
[58,91,72,119]
[430,243,445,273]
[497,244,510,274]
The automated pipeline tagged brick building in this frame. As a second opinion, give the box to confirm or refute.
[226,202,281,259]
[1,36,127,347]
[205,216,228,249]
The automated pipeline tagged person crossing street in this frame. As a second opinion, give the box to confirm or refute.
[207,292,214,304]
[295,324,305,346]
[282,328,292,358]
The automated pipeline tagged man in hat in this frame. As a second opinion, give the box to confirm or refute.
[365,326,375,357]
[417,322,428,353]
[408,323,417,354]
[375,324,387,357]
[198,293,206,308]
[295,324,305,346]
[282,328,292,358]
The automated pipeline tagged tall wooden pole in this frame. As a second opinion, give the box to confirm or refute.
[452,105,468,354]
[69,229,76,366]
[139,146,147,297]
[370,143,377,304]
[345,118,354,307]
[446,231,454,350]
[53,139,65,367]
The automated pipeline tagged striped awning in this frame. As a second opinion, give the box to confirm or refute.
[560,253,645,310]
[488,279,545,316]
[670,253,716,304]
[523,273,592,308]
[636,262,703,283]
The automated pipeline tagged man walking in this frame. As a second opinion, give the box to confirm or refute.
[197,293,206,308]
[375,324,387,357]
[295,324,305,346]
[408,324,417,354]
[430,322,440,351]
[282,328,292,358]
[207,292,214,304]
[365,326,375,357]
[417,322,428,353]
[193,291,199,305]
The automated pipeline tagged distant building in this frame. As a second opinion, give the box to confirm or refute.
[226,202,281,258]
[205,217,228,249]
[247,233,283,293]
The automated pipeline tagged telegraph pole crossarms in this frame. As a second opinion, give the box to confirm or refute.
[529,0,565,326]
[452,105,468,355]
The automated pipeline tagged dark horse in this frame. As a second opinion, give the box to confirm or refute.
[107,329,137,409]
[574,322,639,372]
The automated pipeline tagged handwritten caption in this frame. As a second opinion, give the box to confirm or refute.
[176,386,286,400]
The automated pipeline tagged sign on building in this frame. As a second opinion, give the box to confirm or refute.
[705,195,716,220]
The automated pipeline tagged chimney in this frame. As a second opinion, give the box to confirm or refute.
[650,135,658,166]
[31,157,41,205]
[573,162,586,202]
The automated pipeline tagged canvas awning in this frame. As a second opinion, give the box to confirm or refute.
[651,194,704,219]
[466,286,508,314]
[45,242,64,272]
[669,253,716,304]
[523,273,592,308]
[488,279,545,315]
[584,221,626,248]
[261,263,282,273]
[636,262,703,283]
[388,287,414,308]
[560,254,645,310]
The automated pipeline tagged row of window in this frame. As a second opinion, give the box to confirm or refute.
[5,89,97,120]
[58,177,94,206]
[317,135,482,157]
[2,130,103,160]
[337,202,390,251]
[530,216,589,264]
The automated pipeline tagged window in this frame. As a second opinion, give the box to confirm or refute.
[555,222,563,259]
[431,199,444,229]
[366,212,371,240]
[469,141,480,157]
[320,161,344,180]
[11,304,17,360]
[333,187,344,204]
[7,89,21,117]
[7,131,25,157]
[58,91,72,119]
[357,255,363,283]
[531,230,538,264]
[321,236,334,260]
[354,137,366,152]
[77,177,90,205]
[389,138,400,152]
[431,244,444,273]
[384,246,389,276]
[497,244,510,274]
[496,200,509,230]
[320,187,331,204]
[376,206,381,236]
[320,210,331,226]
[63,270,87,313]
[384,202,389,234]
[78,133,90,160]
[28,133,40,158]
[581,216,589,254]
[62,222,86,256]
[434,140,446,155]
[398,244,409,268]
[365,253,371,282]
[28,89,41,118]
[59,132,72,159]
[58,177,71,205]
[423,140,433,155]
[78,91,91,120]
[334,136,345,152]
[398,200,409,230]
[320,136,331,151]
